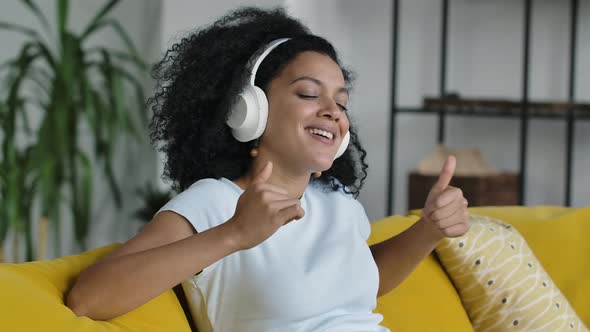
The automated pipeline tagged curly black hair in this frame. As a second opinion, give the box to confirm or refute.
[149,7,369,197]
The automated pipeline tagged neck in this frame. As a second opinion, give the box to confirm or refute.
[235,156,312,199]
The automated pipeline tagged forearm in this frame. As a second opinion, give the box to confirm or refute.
[370,218,442,296]
[67,221,238,320]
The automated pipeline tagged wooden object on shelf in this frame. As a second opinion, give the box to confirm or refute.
[408,172,520,211]
[423,96,590,115]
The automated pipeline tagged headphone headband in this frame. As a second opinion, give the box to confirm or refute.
[247,38,291,86]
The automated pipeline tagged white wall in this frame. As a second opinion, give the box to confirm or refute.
[2,0,588,261]
[288,0,590,220]
[161,0,283,50]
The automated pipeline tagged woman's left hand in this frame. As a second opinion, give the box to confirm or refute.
[422,155,470,240]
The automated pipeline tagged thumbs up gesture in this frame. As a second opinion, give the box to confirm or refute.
[422,156,470,239]
[227,161,305,250]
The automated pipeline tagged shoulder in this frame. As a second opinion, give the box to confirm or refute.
[178,177,239,201]
[186,177,232,196]
[157,178,239,232]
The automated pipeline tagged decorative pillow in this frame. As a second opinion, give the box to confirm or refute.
[435,214,589,332]
[0,244,192,332]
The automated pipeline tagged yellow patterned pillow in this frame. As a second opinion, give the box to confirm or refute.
[435,214,589,332]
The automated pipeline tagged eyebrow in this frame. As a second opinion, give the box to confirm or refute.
[290,76,349,96]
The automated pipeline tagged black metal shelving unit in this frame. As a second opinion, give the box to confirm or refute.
[387,0,587,216]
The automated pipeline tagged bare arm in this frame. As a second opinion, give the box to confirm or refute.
[371,156,469,296]
[66,211,240,320]
[370,218,442,296]
[66,162,304,321]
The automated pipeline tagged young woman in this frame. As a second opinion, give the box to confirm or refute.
[66,7,469,332]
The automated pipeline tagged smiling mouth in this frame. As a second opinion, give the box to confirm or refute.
[307,128,334,140]
[306,129,335,145]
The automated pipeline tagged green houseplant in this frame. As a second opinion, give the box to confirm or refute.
[0,98,37,262]
[0,0,147,260]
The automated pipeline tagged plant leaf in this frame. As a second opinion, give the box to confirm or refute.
[89,89,106,155]
[87,80,123,208]
[32,41,57,70]
[81,0,120,39]
[6,42,42,119]
[17,97,34,136]
[87,46,147,70]
[81,19,141,63]
[0,101,5,128]
[74,151,93,246]
[57,0,69,37]
[104,157,123,208]
[0,21,41,39]
[20,0,51,31]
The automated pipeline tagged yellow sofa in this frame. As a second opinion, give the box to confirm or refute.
[1,206,588,331]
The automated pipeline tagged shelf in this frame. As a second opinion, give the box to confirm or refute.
[395,107,590,120]
[386,0,583,214]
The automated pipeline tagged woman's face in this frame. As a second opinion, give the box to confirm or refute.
[260,51,350,174]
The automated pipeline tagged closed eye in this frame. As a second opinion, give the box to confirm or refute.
[299,94,348,112]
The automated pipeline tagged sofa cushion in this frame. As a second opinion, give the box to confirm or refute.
[0,243,192,332]
[369,215,474,332]
[411,205,590,325]
[435,213,588,331]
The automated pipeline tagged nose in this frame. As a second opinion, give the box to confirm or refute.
[319,97,342,121]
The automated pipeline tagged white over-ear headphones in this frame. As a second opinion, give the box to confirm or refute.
[226,38,350,160]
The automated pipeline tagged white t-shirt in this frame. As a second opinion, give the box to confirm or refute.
[159,177,389,332]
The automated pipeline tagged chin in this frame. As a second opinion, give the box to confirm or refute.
[314,158,334,172]
[301,149,335,171]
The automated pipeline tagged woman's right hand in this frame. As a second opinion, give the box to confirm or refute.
[227,161,305,250]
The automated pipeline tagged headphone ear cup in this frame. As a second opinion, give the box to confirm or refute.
[226,85,268,142]
[250,85,268,139]
[334,131,350,160]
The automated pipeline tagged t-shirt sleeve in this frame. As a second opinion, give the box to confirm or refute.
[331,179,372,241]
[355,200,372,241]
[344,195,371,242]
[156,179,238,279]
[156,179,235,234]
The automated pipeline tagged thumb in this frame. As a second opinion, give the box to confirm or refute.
[251,161,272,185]
[432,155,456,193]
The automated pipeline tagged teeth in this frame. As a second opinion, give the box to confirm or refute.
[308,128,334,140]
